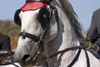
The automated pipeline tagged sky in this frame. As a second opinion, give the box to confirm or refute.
[0,0,100,31]
[70,0,100,31]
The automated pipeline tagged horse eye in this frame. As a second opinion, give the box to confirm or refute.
[43,14,47,18]
[29,40,33,44]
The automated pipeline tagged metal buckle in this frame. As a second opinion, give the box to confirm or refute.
[92,45,99,52]
[86,42,91,49]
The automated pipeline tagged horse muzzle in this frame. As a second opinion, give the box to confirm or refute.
[13,45,31,62]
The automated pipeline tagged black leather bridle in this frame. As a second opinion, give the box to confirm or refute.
[19,0,58,53]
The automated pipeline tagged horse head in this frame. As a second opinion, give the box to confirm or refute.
[13,0,58,66]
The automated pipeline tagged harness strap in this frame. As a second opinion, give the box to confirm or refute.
[42,46,87,60]
[84,49,90,67]
[68,49,90,67]
[68,49,81,67]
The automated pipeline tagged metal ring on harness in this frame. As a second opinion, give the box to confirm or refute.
[92,45,99,52]
[86,42,91,49]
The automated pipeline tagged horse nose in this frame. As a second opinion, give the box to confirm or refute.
[22,53,30,61]
[14,53,21,62]
[14,45,31,62]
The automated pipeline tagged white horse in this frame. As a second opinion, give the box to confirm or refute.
[14,0,100,67]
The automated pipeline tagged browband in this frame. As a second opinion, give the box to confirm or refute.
[26,0,53,4]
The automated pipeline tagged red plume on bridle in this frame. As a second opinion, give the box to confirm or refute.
[21,2,47,12]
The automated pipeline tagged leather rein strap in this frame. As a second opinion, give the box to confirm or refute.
[42,46,88,60]
[42,46,90,67]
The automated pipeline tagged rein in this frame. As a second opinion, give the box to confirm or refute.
[41,46,88,60]
[41,42,100,60]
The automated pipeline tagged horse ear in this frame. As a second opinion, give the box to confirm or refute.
[37,7,49,27]
[14,9,21,26]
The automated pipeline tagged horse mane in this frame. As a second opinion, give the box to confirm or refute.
[58,0,83,39]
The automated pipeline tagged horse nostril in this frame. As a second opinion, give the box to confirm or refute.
[22,53,30,61]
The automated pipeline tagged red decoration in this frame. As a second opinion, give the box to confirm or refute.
[21,2,47,11]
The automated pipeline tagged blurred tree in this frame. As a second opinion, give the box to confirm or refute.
[8,26,21,50]
[0,20,11,34]
[0,20,20,50]
[0,20,20,36]
[8,26,20,37]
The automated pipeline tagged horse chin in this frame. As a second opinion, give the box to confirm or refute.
[19,55,38,67]
[20,63,33,67]
[19,59,35,67]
